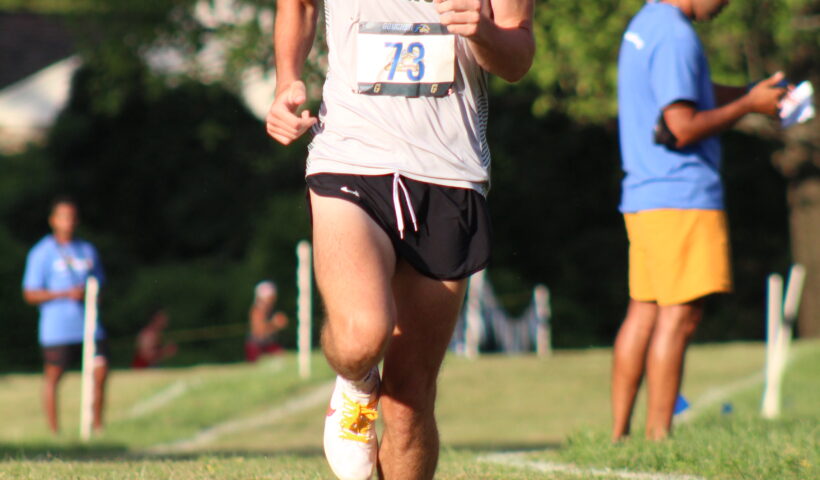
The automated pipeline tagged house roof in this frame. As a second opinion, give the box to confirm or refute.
[0,12,74,89]
[0,3,276,135]
[0,55,79,128]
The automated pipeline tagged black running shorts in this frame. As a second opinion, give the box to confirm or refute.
[306,173,491,280]
[43,341,110,369]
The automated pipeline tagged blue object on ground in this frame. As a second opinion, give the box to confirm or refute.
[674,394,690,415]
[721,402,733,415]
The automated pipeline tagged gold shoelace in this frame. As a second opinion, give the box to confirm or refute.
[339,392,378,443]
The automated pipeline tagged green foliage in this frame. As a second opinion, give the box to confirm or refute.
[526,0,643,120]
[703,131,791,341]
[525,0,818,121]
[0,58,313,370]
[49,65,272,261]
[0,150,58,370]
[0,57,792,371]
[0,226,37,370]
[486,95,627,345]
[702,0,820,82]
[485,91,789,347]
[61,0,281,99]
[0,0,94,13]
[0,0,809,369]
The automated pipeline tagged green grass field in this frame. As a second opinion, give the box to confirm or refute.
[0,340,818,479]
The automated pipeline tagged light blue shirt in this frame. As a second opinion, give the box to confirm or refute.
[22,235,106,346]
[617,2,723,213]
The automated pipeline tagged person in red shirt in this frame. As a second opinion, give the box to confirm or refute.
[132,308,177,369]
[245,281,288,362]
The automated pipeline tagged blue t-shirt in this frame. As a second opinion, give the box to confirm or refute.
[22,235,106,346]
[617,2,723,213]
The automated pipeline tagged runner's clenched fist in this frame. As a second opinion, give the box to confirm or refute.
[266,81,317,146]
[434,0,490,38]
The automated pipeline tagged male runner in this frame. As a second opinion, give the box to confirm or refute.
[22,197,109,434]
[266,0,534,478]
[613,0,786,441]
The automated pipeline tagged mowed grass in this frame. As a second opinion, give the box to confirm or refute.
[0,341,818,479]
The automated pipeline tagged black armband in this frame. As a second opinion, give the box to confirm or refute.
[653,114,679,150]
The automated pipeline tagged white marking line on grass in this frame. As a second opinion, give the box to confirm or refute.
[262,357,287,372]
[480,452,705,480]
[480,355,806,480]
[675,371,762,424]
[126,380,195,419]
[677,347,805,424]
[145,380,333,453]
[124,358,285,421]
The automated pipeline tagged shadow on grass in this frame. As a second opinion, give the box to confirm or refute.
[0,443,324,463]
[0,442,130,462]
[0,441,559,464]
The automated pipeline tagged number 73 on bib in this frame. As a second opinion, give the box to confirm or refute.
[357,22,455,97]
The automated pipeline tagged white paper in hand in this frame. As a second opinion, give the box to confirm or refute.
[780,81,814,128]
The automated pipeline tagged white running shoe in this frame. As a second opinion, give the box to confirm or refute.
[323,369,380,480]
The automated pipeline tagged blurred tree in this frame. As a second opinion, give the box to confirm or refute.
[485,89,789,347]
[0,55,312,369]
[704,0,820,337]
[48,65,271,262]
[0,0,814,370]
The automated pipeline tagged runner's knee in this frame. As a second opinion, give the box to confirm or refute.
[326,309,393,346]
[322,313,393,374]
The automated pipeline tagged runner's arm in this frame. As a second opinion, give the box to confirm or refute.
[273,0,318,94]
[266,0,319,145]
[435,0,534,82]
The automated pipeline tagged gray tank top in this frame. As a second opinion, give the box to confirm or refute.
[307,0,491,194]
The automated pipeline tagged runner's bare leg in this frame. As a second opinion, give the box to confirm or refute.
[378,261,467,479]
[311,191,397,382]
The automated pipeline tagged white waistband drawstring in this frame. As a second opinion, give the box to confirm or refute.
[392,173,418,239]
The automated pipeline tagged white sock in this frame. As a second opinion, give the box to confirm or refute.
[343,367,379,394]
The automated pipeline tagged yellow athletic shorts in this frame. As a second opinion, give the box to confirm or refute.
[624,209,733,306]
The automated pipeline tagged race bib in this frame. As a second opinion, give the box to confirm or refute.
[357,22,455,97]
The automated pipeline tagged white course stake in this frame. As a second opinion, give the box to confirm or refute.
[79,276,99,441]
[778,264,807,376]
[465,269,486,359]
[762,273,783,418]
[296,241,313,379]
[762,265,807,419]
[783,264,807,327]
[534,284,552,357]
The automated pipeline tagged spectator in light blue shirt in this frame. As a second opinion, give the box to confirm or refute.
[22,197,110,434]
[612,0,787,442]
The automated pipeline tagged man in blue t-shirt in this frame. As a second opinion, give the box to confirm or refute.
[22,197,109,434]
[613,0,785,441]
